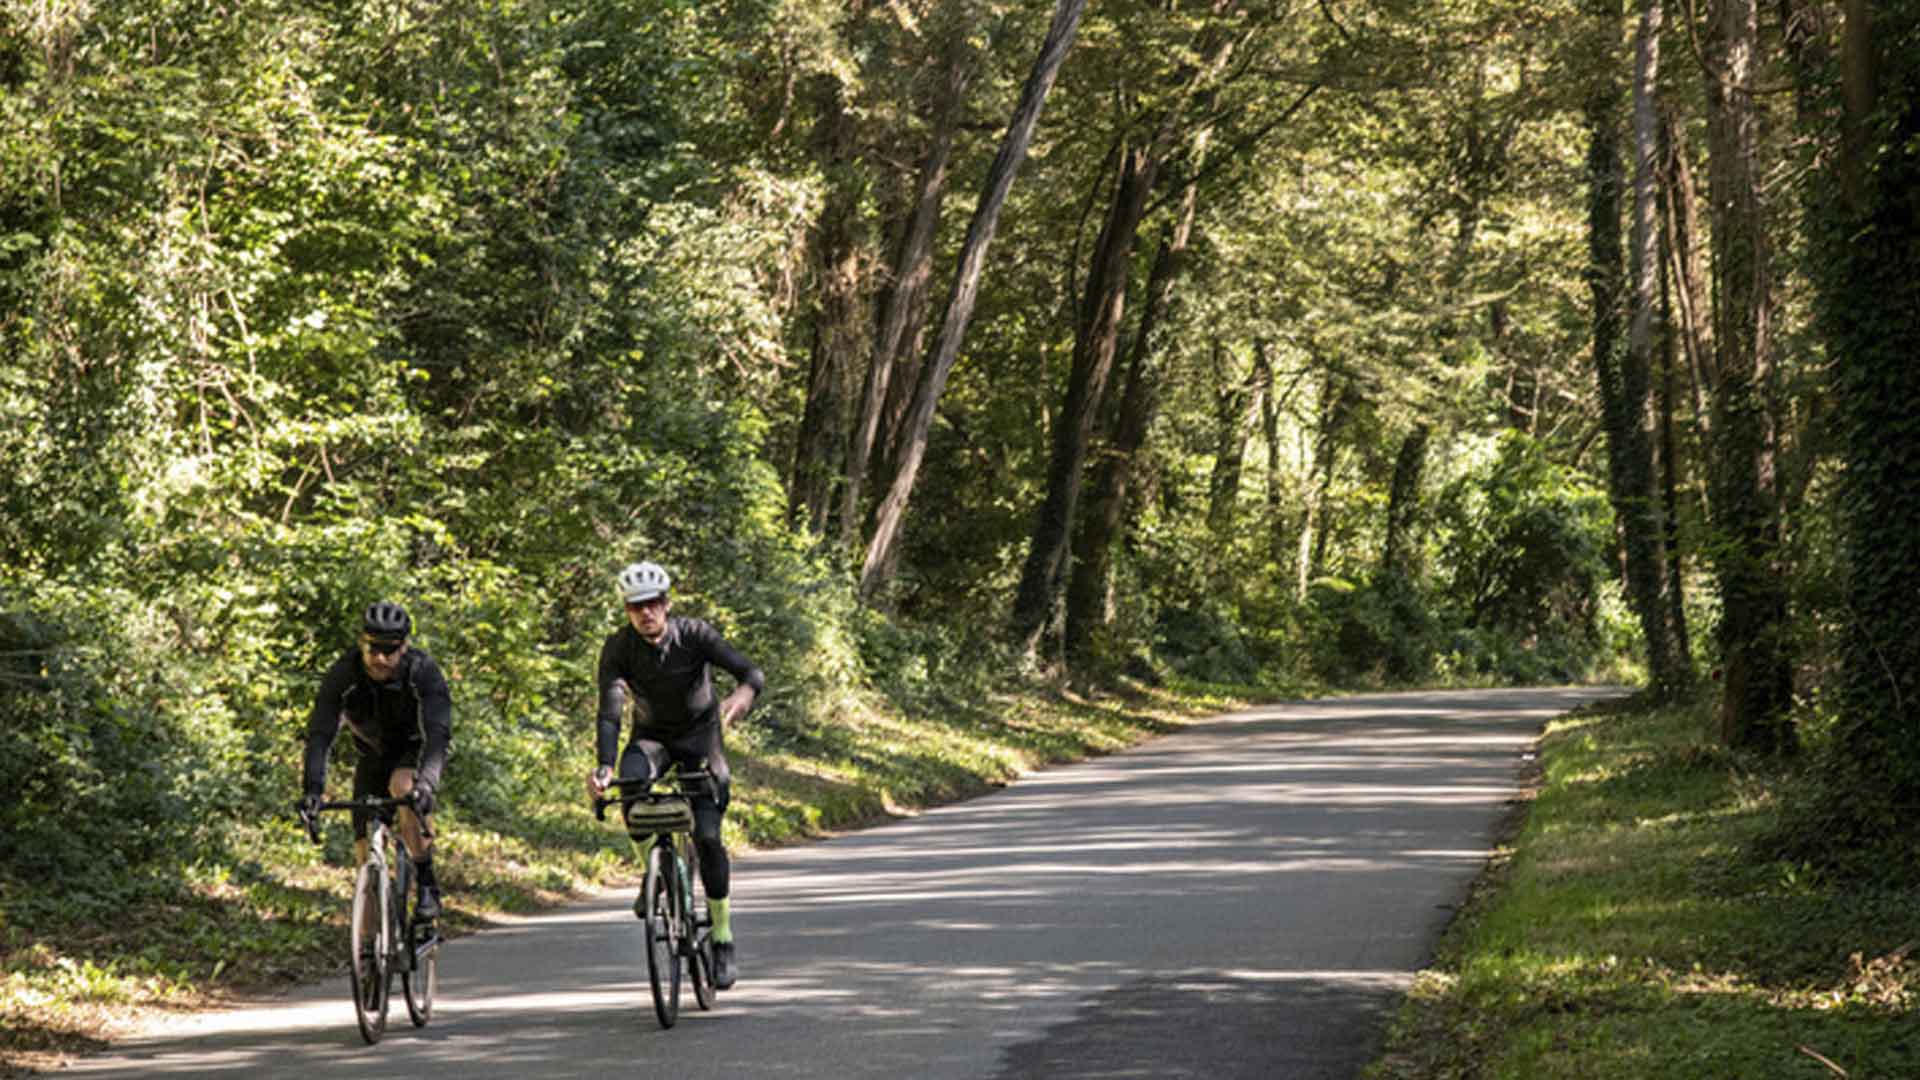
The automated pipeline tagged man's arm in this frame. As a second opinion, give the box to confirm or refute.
[411,657,453,793]
[302,653,354,795]
[594,637,630,769]
[693,621,764,724]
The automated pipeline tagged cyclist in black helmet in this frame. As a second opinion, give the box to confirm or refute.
[586,561,764,989]
[302,601,454,922]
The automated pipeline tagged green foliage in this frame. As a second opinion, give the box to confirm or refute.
[1430,432,1615,674]
[1151,604,1263,685]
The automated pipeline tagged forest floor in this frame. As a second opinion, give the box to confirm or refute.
[1365,695,1918,1079]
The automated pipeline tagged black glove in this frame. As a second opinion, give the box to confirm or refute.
[410,782,435,816]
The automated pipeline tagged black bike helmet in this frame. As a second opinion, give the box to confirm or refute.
[361,600,412,640]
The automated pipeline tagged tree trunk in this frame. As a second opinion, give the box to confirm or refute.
[1656,200,1693,672]
[1379,423,1430,579]
[1062,194,1198,664]
[1603,0,1684,698]
[1296,373,1344,601]
[1660,108,1715,487]
[1259,343,1288,567]
[1064,183,1200,656]
[858,0,1088,600]
[1010,142,1160,649]
[1818,0,1920,823]
[843,37,975,547]
[788,83,866,536]
[1703,0,1793,752]
[1205,344,1265,537]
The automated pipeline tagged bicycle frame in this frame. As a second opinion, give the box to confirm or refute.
[593,767,716,1027]
[301,793,439,1044]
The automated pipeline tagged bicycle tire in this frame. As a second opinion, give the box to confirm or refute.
[349,861,389,1044]
[685,839,714,1011]
[397,852,435,1026]
[643,840,682,1028]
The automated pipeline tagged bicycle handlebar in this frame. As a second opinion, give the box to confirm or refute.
[297,794,432,845]
[591,769,713,822]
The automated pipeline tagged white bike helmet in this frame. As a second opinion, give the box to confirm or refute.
[617,561,672,603]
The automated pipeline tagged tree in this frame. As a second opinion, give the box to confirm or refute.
[1591,0,1687,699]
[1701,0,1794,752]
[1810,0,1920,829]
[859,0,1089,600]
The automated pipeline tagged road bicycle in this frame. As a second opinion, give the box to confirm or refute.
[594,766,716,1028]
[299,794,441,1044]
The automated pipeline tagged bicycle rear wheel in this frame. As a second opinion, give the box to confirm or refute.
[685,840,714,1012]
[642,840,682,1028]
[348,861,390,1044]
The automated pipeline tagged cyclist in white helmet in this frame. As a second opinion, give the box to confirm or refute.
[587,561,764,989]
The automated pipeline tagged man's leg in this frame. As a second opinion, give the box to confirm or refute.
[349,752,385,939]
[619,741,668,917]
[388,765,440,921]
[686,738,737,988]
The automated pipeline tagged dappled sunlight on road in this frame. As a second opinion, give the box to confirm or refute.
[63,687,1623,1080]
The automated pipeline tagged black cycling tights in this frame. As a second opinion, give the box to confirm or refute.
[619,730,732,900]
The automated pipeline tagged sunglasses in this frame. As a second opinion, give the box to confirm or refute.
[624,596,667,612]
[362,637,406,657]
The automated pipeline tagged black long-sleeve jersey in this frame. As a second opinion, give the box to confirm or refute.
[595,616,765,767]
[303,646,452,794]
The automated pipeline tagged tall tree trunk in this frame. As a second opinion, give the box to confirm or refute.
[1603,0,1684,698]
[1205,344,1265,537]
[1296,373,1344,601]
[843,37,975,547]
[1063,188,1200,664]
[1010,142,1160,649]
[1379,423,1430,579]
[788,83,866,535]
[1660,109,1715,488]
[1817,1,1920,823]
[858,0,1088,600]
[1703,0,1794,752]
[1656,203,1693,672]
[1260,343,1288,567]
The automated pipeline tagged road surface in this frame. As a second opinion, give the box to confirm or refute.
[65,687,1618,1079]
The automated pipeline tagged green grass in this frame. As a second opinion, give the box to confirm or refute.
[1367,696,1918,1080]
[0,674,1240,1076]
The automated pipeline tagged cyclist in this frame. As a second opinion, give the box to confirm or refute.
[302,601,453,923]
[587,561,763,990]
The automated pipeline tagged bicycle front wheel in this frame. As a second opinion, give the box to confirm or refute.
[642,841,682,1028]
[348,862,390,1044]
[403,920,438,1026]
[685,841,714,1012]
[397,855,436,1027]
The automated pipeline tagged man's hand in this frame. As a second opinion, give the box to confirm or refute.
[409,780,435,817]
[719,686,756,728]
[586,765,613,800]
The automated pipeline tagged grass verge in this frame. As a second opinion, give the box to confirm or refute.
[1,675,1254,1076]
[1365,695,1918,1079]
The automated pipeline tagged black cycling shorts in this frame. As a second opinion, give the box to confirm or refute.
[350,743,424,840]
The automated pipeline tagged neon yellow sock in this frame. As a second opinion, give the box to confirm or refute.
[709,897,732,944]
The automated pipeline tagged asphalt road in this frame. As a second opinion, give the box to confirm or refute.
[65,686,1620,1079]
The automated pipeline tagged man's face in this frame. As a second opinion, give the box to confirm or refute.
[360,635,408,680]
[625,595,670,641]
